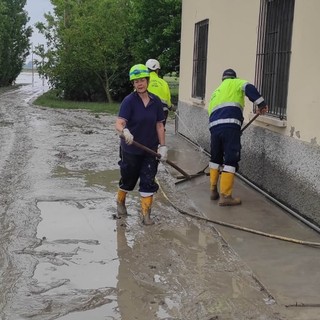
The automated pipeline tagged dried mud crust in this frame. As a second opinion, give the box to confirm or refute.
[0,84,284,320]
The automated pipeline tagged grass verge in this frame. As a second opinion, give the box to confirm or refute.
[33,90,120,115]
[33,80,178,117]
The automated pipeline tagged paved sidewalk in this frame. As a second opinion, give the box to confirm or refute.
[165,128,320,320]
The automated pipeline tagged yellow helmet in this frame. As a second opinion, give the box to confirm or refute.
[129,64,150,81]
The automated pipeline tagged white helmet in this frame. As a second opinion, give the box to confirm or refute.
[146,59,161,70]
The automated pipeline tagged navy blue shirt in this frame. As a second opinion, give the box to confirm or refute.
[118,91,165,155]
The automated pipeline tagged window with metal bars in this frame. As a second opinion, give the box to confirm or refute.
[255,0,295,120]
[192,19,209,100]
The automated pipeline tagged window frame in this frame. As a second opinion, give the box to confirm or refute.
[192,19,209,100]
[255,0,295,120]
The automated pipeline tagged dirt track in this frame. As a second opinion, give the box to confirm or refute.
[0,74,284,319]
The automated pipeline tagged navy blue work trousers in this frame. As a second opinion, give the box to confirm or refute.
[118,148,159,193]
[210,126,241,170]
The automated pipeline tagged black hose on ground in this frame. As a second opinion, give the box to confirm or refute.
[157,179,320,248]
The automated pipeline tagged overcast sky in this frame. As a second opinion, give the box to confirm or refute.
[25,0,53,47]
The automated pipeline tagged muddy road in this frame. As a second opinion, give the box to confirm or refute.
[0,74,284,319]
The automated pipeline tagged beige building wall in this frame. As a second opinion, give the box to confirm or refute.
[180,0,260,126]
[288,0,320,143]
[178,0,320,225]
[180,0,320,144]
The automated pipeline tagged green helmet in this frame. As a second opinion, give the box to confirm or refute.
[129,64,150,81]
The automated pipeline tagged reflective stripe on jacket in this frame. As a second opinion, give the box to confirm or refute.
[208,78,248,129]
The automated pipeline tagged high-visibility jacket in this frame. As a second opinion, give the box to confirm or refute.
[148,71,172,111]
[208,78,266,129]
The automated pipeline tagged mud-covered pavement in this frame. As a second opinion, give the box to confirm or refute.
[0,73,284,320]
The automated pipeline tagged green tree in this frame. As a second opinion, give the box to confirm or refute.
[130,0,182,76]
[35,0,181,101]
[0,0,32,86]
[36,0,132,102]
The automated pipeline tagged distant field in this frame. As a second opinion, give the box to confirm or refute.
[164,75,179,104]
[22,68,37,72]
[34,90,120,115]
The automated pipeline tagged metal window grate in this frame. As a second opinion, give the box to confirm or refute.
[255,0,295,120]
[192,19,209,99]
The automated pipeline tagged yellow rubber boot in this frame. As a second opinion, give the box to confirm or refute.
[117,189,128,216]
[141,196,155,225]
[210,168,220,200]
[218,172,241,206]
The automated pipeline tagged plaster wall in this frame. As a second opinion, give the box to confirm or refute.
[286,0,320,144]
[178,0,320,225]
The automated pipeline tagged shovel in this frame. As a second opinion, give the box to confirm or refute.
[128,140,210,191]
[240,113,260,132]
[123,138,192,180]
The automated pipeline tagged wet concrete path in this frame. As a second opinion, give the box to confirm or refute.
[0,73,318,319]
[166,125,320,320]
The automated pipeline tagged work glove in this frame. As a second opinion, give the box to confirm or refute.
[157,145,168,162]
[122,128,134,145]
[257,105,268,115]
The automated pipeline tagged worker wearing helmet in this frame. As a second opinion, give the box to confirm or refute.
[145,59,172,127]
[208,68,268,206]
[115,64,167,225]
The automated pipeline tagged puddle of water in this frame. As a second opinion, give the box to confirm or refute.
[53,167,120,192]
[16,71,48,86]
[35,199,180,319]
[32,192,262,319]
[84,170,120,191]
[36,200,119,290]
[57,300,120,320]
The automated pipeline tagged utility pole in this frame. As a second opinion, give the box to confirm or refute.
[31,43,34,87]
[42,55,45,87]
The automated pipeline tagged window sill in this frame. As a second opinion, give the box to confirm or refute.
[249,113,287,128]
[190,97,205,107]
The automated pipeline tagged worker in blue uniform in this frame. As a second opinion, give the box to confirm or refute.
[115,64,167,225]
[208,68,268,206]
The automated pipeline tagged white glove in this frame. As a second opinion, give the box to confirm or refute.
[157,145,168,162]
[122,128,134,145]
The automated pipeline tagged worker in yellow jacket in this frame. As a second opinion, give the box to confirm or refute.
[208,68,268,206]
[146,59,172,127]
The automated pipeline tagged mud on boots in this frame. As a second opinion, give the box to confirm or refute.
[141,195,155,225]
[209,163,220,200]
[116,189,128,217]
[218,171,241,206]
